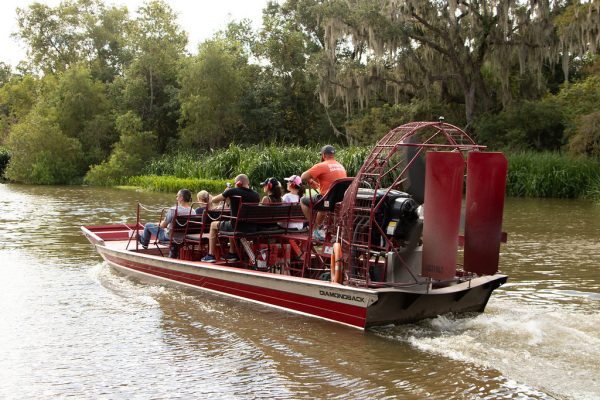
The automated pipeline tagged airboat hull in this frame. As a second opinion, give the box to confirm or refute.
[82,226,506,330]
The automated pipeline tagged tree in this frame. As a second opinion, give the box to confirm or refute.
[120,0,187,151]
[85,111,157,185]
[0,63,12,87]
[294,0,600,134]
[552,75,600,154]
[50,66,115,166]
[14,0,131,80]
[5,107,83,184]
[0,74,41,144]
[250,2,336,144]
[178,38,245,148]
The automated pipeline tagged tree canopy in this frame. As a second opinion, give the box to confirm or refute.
[0,0,599,185]
[309,0,600,130]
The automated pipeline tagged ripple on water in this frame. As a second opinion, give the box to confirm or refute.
[2,186,600,399]
[372,296,600,400]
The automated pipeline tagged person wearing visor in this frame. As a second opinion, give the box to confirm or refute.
[280,175,305,231]
[300,145,347,240]
[260,177,283,204]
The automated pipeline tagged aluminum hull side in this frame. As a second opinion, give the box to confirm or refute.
[94,243,377,329]
[82,227,507,329]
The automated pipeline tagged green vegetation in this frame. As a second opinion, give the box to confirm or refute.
[0,0,598,202]
[136,146,600,202]
[128,175,228,194]
[506,152,600,199]
[0,147,10,180]
[141,144,370,186]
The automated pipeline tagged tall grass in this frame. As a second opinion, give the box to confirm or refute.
[143,151,204,178]
[506,152,600,198]
[143,144,370,186]
[128,175,229,194]
[139,146,600,201]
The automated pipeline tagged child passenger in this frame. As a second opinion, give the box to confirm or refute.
[280,175,305,231]
[195,190,212,214]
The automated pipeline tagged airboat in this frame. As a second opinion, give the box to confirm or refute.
[82,121,508,329]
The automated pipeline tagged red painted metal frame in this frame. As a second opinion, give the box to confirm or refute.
[338,121,486,287]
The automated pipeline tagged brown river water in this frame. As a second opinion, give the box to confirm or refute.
[1,183,599,399]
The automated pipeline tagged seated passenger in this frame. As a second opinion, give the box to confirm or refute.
[138,188,196,258]
[195,190,213,214]
[279,175,305,231]
[201,174,260,263]
[260,177,283,204]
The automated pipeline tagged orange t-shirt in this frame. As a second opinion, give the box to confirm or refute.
[307,159,347,195]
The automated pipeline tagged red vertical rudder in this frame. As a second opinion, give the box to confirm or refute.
[463,152,508,275]
[421,152,464,281]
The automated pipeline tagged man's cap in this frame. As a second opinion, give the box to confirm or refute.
[284,175,302,186]
[260,177,280,187]
[320,145,335,155]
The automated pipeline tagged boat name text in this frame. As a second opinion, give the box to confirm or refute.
[319,290,364,303]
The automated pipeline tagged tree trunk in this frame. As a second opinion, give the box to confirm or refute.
[464,81,476,130]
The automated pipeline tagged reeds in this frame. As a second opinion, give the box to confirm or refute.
[142,144,370,186]
[506,152,600,199]
[128,175,229,194]
[138,146,600,201]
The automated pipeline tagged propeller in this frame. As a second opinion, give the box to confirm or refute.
[404,134,426,204]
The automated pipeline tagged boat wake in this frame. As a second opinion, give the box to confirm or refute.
[372,295,600,399]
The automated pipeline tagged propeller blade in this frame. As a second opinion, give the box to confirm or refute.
[405,135,426,204]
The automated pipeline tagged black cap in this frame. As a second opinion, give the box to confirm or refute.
[320,145,335,155]
[260,177,280,187]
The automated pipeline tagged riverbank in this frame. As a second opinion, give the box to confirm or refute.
[125,146,600,201]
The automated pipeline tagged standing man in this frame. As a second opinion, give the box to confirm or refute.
[301,145,347,239]
[138,188,196,257]
[201,174,260,263]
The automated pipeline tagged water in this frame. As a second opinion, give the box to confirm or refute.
[1,184,599,399]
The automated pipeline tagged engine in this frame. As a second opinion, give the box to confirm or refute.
[355,188,420,245]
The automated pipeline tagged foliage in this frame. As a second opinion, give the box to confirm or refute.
[51,66,115,165]
[144,144,370,187]
[178,39,245,148]
[553,76,600,123]
[549,76,600,155]
[247,3,333,145]
[299,0,599,129]
[120,0,186,152]
[0,62,12,87]
[506,152,600,199]
[85,112,157,185]
[14,0,131,79]
[5,109,84,184]
[567,111,600,157]
[0,147,10,179]
[128,175,228,194]
[346,101,465,145]
[0,74,40,120]
[473,101,565,151]
[587,177,600,203]
[143,151,202,178]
